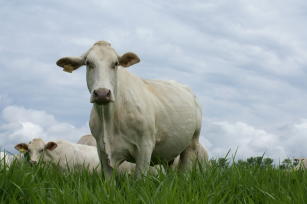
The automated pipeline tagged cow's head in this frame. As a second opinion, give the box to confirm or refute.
[15,138,58,164]
[56,41,140,105]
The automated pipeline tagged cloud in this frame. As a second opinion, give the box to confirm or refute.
[1,0,307,129]
[277,119,307,158]
[201,118,307,161]
[0,106,90,153]
[0,1,307,159]
[202,120,286,160]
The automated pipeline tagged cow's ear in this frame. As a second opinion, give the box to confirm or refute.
[119,52,140,68]
[15,143,29,153]
[45,142,58,151]
[56,57,84,73]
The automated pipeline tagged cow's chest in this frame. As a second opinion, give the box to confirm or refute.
[90,104,154,165]
[103,132,138,166]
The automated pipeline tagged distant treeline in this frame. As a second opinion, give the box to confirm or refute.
[210,157,299,169]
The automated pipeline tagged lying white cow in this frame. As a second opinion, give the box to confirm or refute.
[15,138,156,174]
[56,41,207,177]
[15,138,100,171]
[294,158,307,170]
[77,134,97,146]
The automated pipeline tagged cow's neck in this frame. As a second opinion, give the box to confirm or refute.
[94,103,115,134]
[93,103,116,159]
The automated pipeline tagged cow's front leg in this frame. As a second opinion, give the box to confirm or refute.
[135,142,154,178]
[95,136,113,179]
[90,108,113,179]
[97,148,113,179]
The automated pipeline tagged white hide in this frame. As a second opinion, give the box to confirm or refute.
[77,134,97,146]
[15,138,141,174]
[18,138,101,171]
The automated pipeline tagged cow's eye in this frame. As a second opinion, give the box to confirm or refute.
[112,61,119,69]
[86,61,94,69]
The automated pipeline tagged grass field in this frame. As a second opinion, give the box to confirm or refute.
[0,159,307,204]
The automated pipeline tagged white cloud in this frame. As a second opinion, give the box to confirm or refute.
[277,119,307,158]
[0,0,307,159]
[0,94,12,111]
[201,119,307,161]
[202,120,286,160]
[0,106,90,153]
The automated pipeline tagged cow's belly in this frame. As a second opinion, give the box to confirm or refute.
[151,130,196,163]
[110,115,196,165]
[151,106,197,164]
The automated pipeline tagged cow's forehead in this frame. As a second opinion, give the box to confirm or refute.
[85,41,118,60]
[94,41,111,47]
[28,138,45,149]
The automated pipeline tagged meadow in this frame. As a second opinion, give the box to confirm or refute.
[0,158,306,204]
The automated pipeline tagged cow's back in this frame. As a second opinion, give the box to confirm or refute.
[50,140,100,170]
[77,134,97,146]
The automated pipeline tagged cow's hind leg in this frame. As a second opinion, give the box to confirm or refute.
[135,141,154,179]
[178,138,199,171]
[178,119,208,171]
[178,142,208,170]
[178,100,209,171]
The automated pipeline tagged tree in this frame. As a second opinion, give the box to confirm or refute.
[245,157,274,168]
[279,158,293,169]
[217,158,229,168]
[262,158,273,167]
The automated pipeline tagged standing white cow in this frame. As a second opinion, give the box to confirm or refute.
[77,134,97,146]
[15,138,100,171]
[56,41,207,178]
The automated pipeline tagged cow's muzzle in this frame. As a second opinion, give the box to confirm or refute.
[91,88,112,105]
[30,160,38,165]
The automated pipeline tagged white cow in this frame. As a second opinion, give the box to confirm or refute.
[15,138,100,171]
[294,158,307,170]
[77,134,97,146]
[56,41,207,178]
[15,138,156,174]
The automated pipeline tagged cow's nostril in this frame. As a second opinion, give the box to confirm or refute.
[107,90,111,97]
[92,88,112,104]
[93,90,98,97]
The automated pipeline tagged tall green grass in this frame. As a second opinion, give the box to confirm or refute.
[0,159,306,203]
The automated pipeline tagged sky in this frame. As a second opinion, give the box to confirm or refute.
[0,0,307,161]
